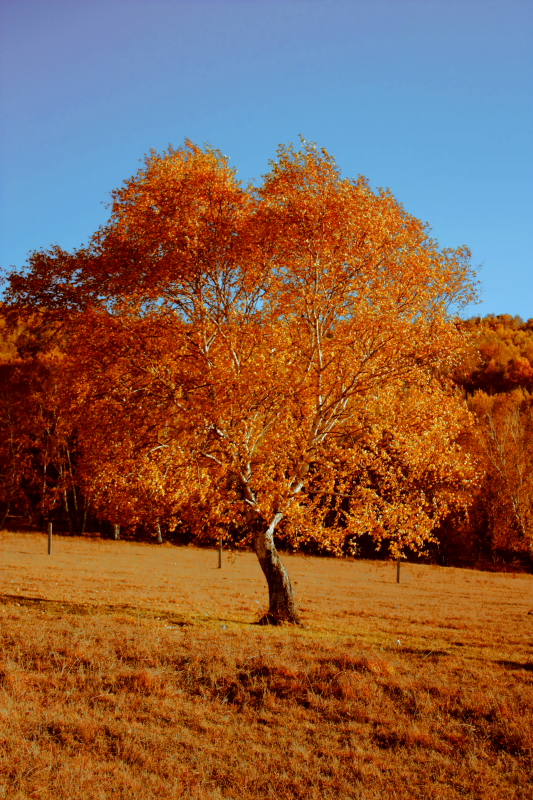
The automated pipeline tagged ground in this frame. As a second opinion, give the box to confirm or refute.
[0,531,532,799]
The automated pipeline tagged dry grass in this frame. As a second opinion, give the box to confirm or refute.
[1,531,533,799]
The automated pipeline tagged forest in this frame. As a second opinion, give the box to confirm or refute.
[1,141,532,621]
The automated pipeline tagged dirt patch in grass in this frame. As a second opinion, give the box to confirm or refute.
[0,531,532,799]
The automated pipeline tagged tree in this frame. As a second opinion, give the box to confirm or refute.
[454,315,533,395]
[5,140,476,622]
[0,347,86,533]
[467,389,533,561]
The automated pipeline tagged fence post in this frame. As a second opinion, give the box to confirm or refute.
[396,559,401,584]
[218,535,222,569]
[113,524,120,541]
[47,522,53,555]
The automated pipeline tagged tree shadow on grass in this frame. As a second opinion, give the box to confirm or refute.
[496,659,533,672]
[0,592,191,625]
[396,646,451,660]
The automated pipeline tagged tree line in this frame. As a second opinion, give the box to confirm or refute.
[0,141,530,621]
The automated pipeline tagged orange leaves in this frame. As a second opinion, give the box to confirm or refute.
[455,315,533,395]
[466,388,533,556]
[101,143,250,307]
[4,140,478,559]
[447,315,533,562]
[279,382,477,558]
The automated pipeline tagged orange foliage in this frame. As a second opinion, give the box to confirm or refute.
[466,389,533,558]
[4,141,477,621]
[0,353,88,532]
[445,315,533,566]
[456,314,533,395]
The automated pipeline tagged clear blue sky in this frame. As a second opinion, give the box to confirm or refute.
[1,0,531,318]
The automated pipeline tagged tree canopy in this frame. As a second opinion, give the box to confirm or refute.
[4,140,478,622]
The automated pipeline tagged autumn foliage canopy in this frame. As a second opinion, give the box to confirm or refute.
[3,141,480,621]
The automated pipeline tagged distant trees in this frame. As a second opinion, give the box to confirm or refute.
[0,330,90,535]
[468,390,533,559]
[3,141,481,619]
[449,316,533,564]
[455,315,533,395]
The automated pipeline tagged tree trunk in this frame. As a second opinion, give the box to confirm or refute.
[66,444,80,532]
[62,484,73,534]
[252,513,300,624]
[1,500,11,529]
[80,500,89,536]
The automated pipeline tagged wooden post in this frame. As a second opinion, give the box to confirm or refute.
[113,524,120,541]
[396,558,401,584]
[47,522,53,555]
[218,535,222,569]
[156,523,163,544]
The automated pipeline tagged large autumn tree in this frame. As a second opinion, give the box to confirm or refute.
[5,141,476,622]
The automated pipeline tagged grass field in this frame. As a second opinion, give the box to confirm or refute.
[1,531,532,799]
